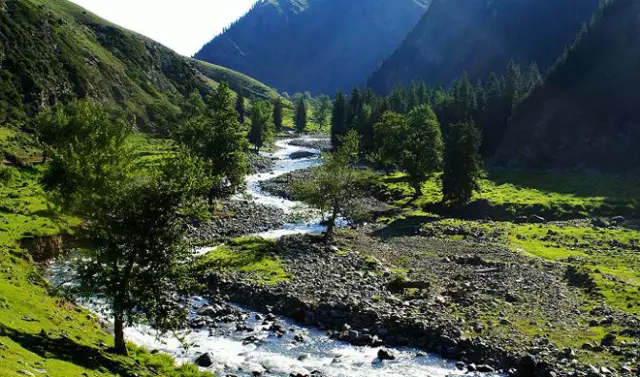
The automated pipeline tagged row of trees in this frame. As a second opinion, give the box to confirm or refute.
[330,60,542,157]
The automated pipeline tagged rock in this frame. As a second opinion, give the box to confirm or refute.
[611,216,625,224]
[196,353,214,367]
[377,348,396,361]
[455,361,466,370]
[17,371,35,377]
[514,216,528,224]
[476,364,495,372]
[294,334,305,342]
[290,151,317,160]
[252,371,263,377]
[500,318,512,325]
[298,353,310,361]
[592,218,610,228]
[505,292,522,303]
[601,333,616,347]
[529,215,547,224]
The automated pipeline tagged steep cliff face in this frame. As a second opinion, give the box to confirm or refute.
[368,0,600,93]
[494,0,640,174]
[195,0,431,95]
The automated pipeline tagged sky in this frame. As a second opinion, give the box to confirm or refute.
[69,0,256,56]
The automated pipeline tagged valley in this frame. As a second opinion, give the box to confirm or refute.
[1,0,640,376]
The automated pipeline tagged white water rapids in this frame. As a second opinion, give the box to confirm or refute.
[53,138,484,377]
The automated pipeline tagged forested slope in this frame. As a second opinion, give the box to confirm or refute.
[494,0,640,173]
[368,0,599,93]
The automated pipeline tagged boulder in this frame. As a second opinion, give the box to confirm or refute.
[377,348,396,361]
[196,353,214,367]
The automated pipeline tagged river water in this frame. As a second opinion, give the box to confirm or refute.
[53,138,477,377]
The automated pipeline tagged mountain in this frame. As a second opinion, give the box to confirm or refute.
[494,0,640,174]
[0,0,280,135]
[194,0,432,95]
[367,0,600,93]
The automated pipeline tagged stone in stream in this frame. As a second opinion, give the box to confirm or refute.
[377,348,396,361]
[195,352,214,367]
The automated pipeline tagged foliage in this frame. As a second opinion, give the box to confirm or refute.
[175,82,249,204]
[235,89,246,125]
[248,100,274,152]
[73,152,209,355]
[295,98,307,133]
[402,105,443,197]
[311,94,333,130]
[331,91,348,148]
[442,122,483,206]
[273,98,284,133]
[370,112,406,171]
[193,59,282,101]
[36,100,135,212]
[293,130,362,240]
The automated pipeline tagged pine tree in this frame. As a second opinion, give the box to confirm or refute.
[295,98,307,133]
[452,72,477,123]
[389,85,408,114]
[524,62,543,96]
[504,59,522,116]
[331,91,347,148]
[249,100,274,152]
[347,87,362,131]
[235,89,246,124]
[273,98,283,133]
[442,122,483,206]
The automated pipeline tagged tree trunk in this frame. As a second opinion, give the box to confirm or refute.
[208,187,214,209]
[412,181,423,199]
[324,205,339,242]
[113,311,128,356]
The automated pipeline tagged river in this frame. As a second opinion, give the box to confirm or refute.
[53,137,478,377]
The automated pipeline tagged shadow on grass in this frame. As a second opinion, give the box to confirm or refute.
[0,324,135,377]
[488,170,640,201]
[371,215,438,239]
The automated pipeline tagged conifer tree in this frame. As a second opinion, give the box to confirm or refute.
[331,91,347,148]
[249,100,274,152]
[235,89,246,125]
[295,98,307,133]
[442,122,483,206]
[273,98,283,133]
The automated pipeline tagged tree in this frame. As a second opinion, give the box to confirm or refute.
[295,98,307,133]
[442,122,483,206]
[176,82,249,206]
[248,100,274,152]
[273,98,284,133]
[401,105,443,197]
[452,72,477,123]
[74,152,209,356]
[370,111,406,172]
[37,100,135,211]
[331,91,347,148]
[235,89,246,124]
[293,130,362,241]
[312,94,332,130]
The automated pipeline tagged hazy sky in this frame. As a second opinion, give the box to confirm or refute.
[69,0,256,56]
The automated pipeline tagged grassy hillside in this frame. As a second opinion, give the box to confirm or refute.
[0,0,210,134]
[495,0,640,173]
[195,0,431,94]
[193,59,282,101]
[368,0,599,92]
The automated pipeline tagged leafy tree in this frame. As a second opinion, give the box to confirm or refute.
[37,100,135,211]
[273,97,284,133]
[312,94,332,130]
[370,111,406,172]
[235,89,246,124]
[74,151,209,356]
[295,98,307,133]
[442,122,483,206]
[176,82,249,206]
[331,91,347,148]
[248,100,274,152]
[293,130,362,241]
[402,105,443,197]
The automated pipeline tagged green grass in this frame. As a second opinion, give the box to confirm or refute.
[0,250,214,377]
[372,170,640,219]
[197,237,292,285]
[193,60,284,102]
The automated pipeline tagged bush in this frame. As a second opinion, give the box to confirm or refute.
[0,165,19,184]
